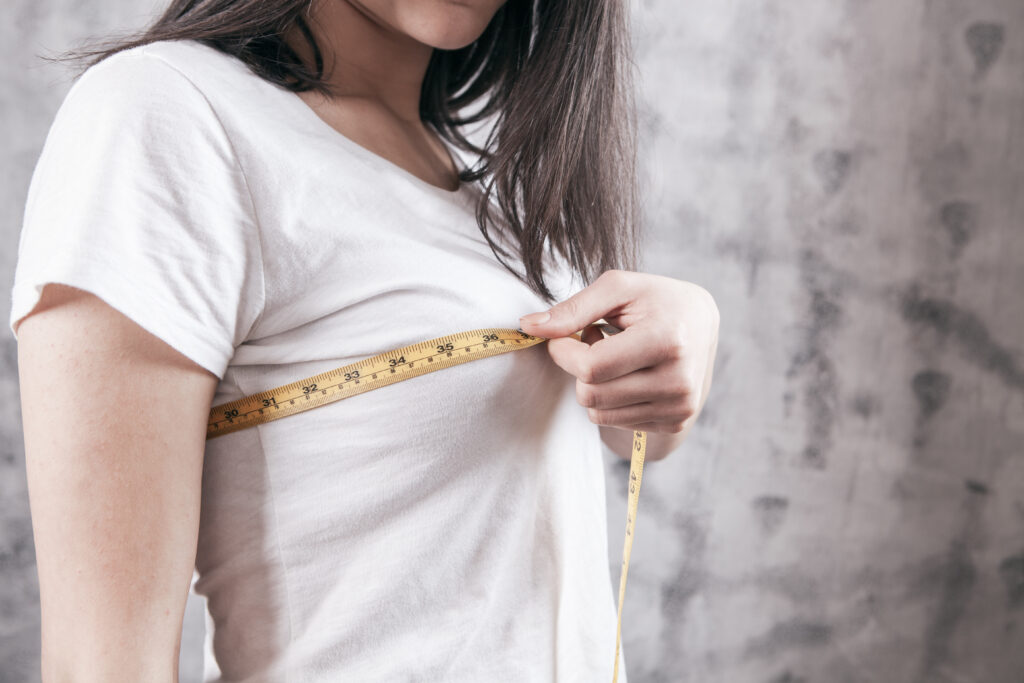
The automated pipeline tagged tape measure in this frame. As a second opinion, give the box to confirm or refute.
[206,326,646,681]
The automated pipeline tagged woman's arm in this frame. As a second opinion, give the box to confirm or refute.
[16,283,216,683]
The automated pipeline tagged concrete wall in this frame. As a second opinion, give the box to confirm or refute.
[616,1,1024,681]
[2,1,1022,682]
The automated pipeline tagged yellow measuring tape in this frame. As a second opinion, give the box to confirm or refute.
[206,326,646,681]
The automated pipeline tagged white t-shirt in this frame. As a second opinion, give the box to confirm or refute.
[9,38,626,682]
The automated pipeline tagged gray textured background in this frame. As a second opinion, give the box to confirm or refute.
[2,1,1022,682]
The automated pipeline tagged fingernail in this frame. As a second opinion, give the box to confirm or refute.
[519,311,551,325]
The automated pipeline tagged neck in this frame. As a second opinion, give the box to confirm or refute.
[285,0,434,124]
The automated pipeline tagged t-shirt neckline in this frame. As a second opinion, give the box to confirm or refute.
[165,39,472,202]
[285,88,472,201]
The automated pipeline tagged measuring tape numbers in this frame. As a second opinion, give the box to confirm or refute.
[206,326,646,682]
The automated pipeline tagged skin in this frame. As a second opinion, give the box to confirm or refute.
[281,0,506,191]
[19,284,215,682]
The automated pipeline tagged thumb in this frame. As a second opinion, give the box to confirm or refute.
[518,270,633,338]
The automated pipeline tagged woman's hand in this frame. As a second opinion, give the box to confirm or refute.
[519,269,720,461]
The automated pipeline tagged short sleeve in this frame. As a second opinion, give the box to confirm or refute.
[8,48,265,381]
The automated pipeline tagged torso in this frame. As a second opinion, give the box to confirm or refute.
[85,38,624,681]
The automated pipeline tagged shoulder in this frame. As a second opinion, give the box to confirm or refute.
[59,40,256,128]
[54,39,295,165]
[37,39,269,173]
[72,38,244,89]
[53,43,205,127]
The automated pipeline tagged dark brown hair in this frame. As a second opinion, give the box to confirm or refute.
[46,0,643,305]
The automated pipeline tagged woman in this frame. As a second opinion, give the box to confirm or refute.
[11,0,720,680]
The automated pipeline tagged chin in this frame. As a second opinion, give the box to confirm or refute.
[394,0,508,51]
